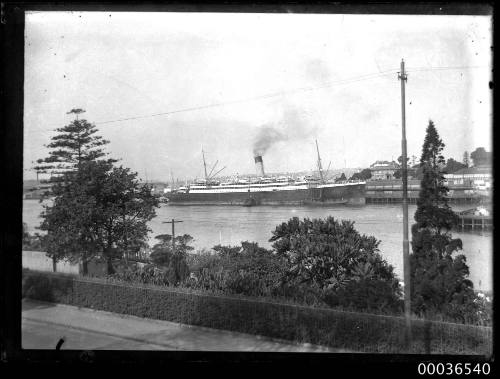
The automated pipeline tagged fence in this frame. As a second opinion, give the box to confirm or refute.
[22,270,492,355]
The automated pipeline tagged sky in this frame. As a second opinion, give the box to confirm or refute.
[24,11,492,182]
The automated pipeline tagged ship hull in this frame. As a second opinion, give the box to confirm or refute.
[166,183,366,206]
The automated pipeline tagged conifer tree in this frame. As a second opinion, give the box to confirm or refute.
[34,108,116,185]
[463,151,470,167]
[410,120,477,322]
[37,109,158,275]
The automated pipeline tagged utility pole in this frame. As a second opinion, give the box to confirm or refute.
[398,59,412,349]
[162,219,183,253]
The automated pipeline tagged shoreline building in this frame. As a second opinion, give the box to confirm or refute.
[369,160,400,180]
[444,165,492,197]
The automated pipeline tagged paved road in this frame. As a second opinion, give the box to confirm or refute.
[22,300,340,352]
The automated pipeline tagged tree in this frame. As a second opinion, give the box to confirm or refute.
[34,109,115,184]
[444,158,466,174]
[393,156,409,179]
[470,147,491,167]
[150,233,193,285]
[350,168,372,181]
[22,223,44,250]
[462,151,470,167]
[38,110,158,275]
[269,216,402,312]
[410,120,477,322]
[40,161,158,274]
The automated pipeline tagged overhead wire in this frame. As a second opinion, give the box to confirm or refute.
[94,68,400,126]
[28,65,488,132]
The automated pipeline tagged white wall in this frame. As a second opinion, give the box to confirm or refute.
[22,250,80,274]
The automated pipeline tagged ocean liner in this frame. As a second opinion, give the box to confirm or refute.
[165,141,366,206]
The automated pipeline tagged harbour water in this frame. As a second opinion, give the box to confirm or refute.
[23,200,493,292]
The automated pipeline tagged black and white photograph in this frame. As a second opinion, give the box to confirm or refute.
[12,4,493,362]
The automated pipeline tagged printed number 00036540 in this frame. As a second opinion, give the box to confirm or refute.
[417,363,490,376]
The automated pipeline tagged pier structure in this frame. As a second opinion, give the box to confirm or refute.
[456,214,492,232]
[365,179,482,204]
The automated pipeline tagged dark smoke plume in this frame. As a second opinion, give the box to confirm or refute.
[252,107,317,156]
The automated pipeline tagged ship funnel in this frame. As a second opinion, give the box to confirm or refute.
[254,155,265,177]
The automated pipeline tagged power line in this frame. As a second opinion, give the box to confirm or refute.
[406,65,488,73]
[94,69,399,126]
[29,65,487,131]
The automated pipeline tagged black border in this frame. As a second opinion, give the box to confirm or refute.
[1,1,496,373]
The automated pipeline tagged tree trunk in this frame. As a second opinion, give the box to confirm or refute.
[106,256,115,275]
[82,259,88,276]
[81,251,88,276]
[52,256,57,272]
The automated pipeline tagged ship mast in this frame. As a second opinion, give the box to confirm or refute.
[315,139,325,184]
[202,146,208,182]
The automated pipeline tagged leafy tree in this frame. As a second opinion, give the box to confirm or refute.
[410,120,478,322]
[40,161,158,274]
[470,147,491,167]
[22,223,43,250]
[150,233,193,285]
[350,168,372,181]
[411,155,417,167]
[87,163,158,273]
[393,156,409,179]
[269,216,402,311]
[397,155,409,166]
[413,164,424,180]
[444,158,466,174]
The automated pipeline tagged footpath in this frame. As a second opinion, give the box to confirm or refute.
[22,299,340,352]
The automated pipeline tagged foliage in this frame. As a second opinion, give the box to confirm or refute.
[462,151,470,167]
[470,147,491,167]
[269,216,402,312]
[444,158,467,174]
[393,155,412,179]
[149,234,192,285]
[349,168,372,181]
[22,222,47,251]
[411,120,479,322]
[37,110,159,275]
[108,263,172,286]
[34,110,116,184]
[186,242,288,298]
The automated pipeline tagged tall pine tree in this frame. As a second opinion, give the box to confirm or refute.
[410,120,478,323]
[36,109,158,274]
[34,108,116,185]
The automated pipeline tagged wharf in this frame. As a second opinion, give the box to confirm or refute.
[456,213,492,232]
[365,179,482,205]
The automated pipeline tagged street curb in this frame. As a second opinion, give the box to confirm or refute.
[22,316,180,350]
[22,299,343,352]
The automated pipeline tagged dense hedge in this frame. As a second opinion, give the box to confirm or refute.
[22,270,492,355]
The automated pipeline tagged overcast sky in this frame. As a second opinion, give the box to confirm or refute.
[24,11,492,181]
